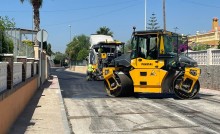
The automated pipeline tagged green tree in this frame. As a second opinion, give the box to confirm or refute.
[22,40,34,46]
[0,16,15,54]
[0,16,15,30]
[65,34,90,61]
[1,36,14,53]
[53,51,66,65]
[96,26,113,37]
[218,41,220,49]
[124,39,132,53]
[40,41,53,56]
[46,43,53,56]
[191,43,211,51]
[147,13,160,30]
[77,48,88,61]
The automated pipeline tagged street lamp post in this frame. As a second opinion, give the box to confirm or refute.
[68,25,72,68]
[68,25,71,42]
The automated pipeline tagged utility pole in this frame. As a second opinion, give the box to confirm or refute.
[145,0,147,30]
[163,0,166,31]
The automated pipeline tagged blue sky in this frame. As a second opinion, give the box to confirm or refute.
[0,0,220,53]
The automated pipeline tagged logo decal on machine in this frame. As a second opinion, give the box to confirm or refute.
[150,70,156,76]
[141,63,152,66]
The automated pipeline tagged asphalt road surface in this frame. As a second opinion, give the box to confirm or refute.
[52,68,220,134]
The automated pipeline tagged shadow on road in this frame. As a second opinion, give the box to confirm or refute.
[133,92,209,100]
[135,93,175,99]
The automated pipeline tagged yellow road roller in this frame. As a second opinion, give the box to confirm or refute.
[102,28,200,99]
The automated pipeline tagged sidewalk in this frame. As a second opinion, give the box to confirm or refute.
[9,75,70,134]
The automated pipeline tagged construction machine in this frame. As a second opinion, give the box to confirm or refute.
[102,28,200,99]
[88,35,124,80]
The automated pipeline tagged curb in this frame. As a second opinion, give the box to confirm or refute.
[53,75,72,134]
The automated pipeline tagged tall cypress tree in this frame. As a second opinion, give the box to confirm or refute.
[147,13,160,30]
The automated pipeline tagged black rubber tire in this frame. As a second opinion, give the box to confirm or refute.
[173,74,200,99]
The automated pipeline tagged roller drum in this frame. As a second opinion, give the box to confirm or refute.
[173,74,200,99]
[104,72,133,97]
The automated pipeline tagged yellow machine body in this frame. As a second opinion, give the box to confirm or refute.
[103,29,201,99]
[182,67,200,93]
[101,53,107,59]
[129,58,167,93]
[102,67,120,91]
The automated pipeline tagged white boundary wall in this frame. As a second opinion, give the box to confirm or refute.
[188,49,220,65]
[0,62,8,92]
[34,62,37,75]
[26,62,32,79]
[13,62,22,86]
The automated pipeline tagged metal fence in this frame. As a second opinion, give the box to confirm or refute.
[16,43,34,58]
[5,31,34,58]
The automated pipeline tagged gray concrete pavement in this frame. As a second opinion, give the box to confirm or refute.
[9,75,71,134]
[59,68,220,134]
[8,67,220,134]
[64,89,220,134]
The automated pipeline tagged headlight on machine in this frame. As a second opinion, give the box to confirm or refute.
[190,69,197,76]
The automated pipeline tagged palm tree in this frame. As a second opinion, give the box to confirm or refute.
[96,26,113,37]
[20,0,43,31]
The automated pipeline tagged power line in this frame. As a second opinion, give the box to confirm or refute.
[0,0,139,13]
[42,3,139,27]
[42,0,139,13]
[178,0,220,9]
[0,10,31,13]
